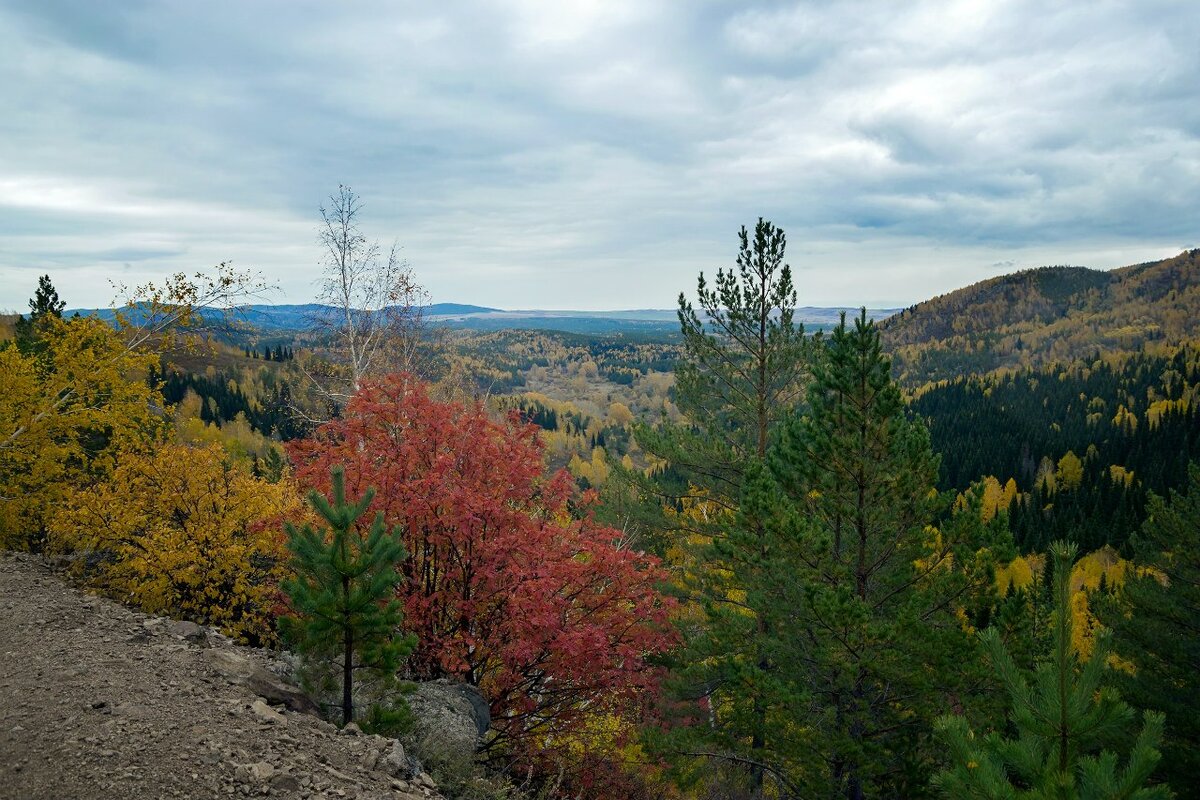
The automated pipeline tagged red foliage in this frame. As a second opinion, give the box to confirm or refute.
[288,375,676,761]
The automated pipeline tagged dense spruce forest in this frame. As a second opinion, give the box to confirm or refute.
[4,234,1199,800]
[914,346,1200,552]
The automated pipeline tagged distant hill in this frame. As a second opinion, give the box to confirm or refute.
[880,250,1200,385]
[64,302,898,337]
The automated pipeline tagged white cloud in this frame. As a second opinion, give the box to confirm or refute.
[0,0,1196,311]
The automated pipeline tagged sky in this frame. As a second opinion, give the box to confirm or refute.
[1,0,1197,312]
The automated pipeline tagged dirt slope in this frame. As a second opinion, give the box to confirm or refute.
[0,552,441,799]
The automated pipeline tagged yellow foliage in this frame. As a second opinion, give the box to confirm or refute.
[0,316,164,548]
[1067,546,1130,659]
[1109,465,1135,487]
[606,401,634,426]
[1146,397,1190,427]
[49,442,299,643]
[663,488,737,621]
[995,556,1036,595]
[1112,404,1138,432]
[978,476,1003,523]
[1055,451,1084,492]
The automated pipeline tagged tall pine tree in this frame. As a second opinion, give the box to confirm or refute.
[636,219,810,796]
[936,541,1170,800]
[761,309,1000,798]
[280,466,416,726]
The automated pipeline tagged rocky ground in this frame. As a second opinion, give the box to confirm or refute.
[0,552,444,799]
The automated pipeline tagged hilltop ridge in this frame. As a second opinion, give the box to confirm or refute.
[880,250,1200,385]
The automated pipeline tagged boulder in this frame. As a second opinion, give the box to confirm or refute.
[405,680,490,766]
[379,740,409,778]
[204,649,320,715]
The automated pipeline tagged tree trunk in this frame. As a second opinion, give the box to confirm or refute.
[342,575,353,726]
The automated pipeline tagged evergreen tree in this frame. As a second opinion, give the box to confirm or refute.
[14,274,66,355]
[261,446,285,484]
[29,274,65,318]
[635,219,809,796]
[761,310,1000,798]
[280,466,416,726]
[935,541,1170,800]
[1096,463,1200,796]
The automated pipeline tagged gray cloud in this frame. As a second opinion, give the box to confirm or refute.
[1,0,1197,312]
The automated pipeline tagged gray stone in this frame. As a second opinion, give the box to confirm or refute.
[247,761,275,783]
[168,620,207,644]
[269,772,300,792]
[379,741,408,778]
[205,650,319,715]
[249,699,285,725]
[405,679,489,765]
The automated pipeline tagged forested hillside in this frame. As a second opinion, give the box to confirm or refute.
[882,249,1200,385]
[913,344,1200,552]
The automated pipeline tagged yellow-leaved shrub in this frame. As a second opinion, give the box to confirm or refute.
[50,441,299,644]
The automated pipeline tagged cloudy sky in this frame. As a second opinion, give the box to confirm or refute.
[1,0,1197,311]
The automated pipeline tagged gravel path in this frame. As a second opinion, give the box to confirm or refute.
[0,552,441,799]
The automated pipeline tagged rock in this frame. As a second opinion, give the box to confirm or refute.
[247,761,275,783]
[168,620,207,644]
[416,772,437,790]
[269,772,301,792]
[378,741,408,778]
[205,649,320,715]
[339,722,362,736]
[405,680,489,765]
[250,699,286,725]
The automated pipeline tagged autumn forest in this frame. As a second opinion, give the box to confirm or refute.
[3,210,1199,800]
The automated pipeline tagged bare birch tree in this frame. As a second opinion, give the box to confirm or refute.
[300,185,430,417]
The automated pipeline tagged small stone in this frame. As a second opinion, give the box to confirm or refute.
[250,699,286,725]
[247,761,275,783]
[270,773,301,792]
[416,772,437,790]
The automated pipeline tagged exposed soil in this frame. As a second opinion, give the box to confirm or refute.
[0,552,441,799]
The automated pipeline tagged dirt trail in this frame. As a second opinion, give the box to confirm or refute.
[0,552,440,799]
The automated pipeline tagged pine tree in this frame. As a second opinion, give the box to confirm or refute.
[635,219,810,795]
[1095,463,1200,796]
[761,310,1000,798]
[280,466,416,726]
[14,274,66,355]
[935,541,1171,799]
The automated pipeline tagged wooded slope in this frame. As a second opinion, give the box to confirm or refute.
[881,249,1200,385]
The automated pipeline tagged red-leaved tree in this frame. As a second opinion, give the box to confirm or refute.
[288,375,676,765]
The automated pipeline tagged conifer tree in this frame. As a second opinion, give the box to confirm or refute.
[759,310,1000,798]
[14,274,66,355]
[280,466,416,726]
[635,219,809,795]
[935,541,1170,800]
[1095,464,1200,796]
